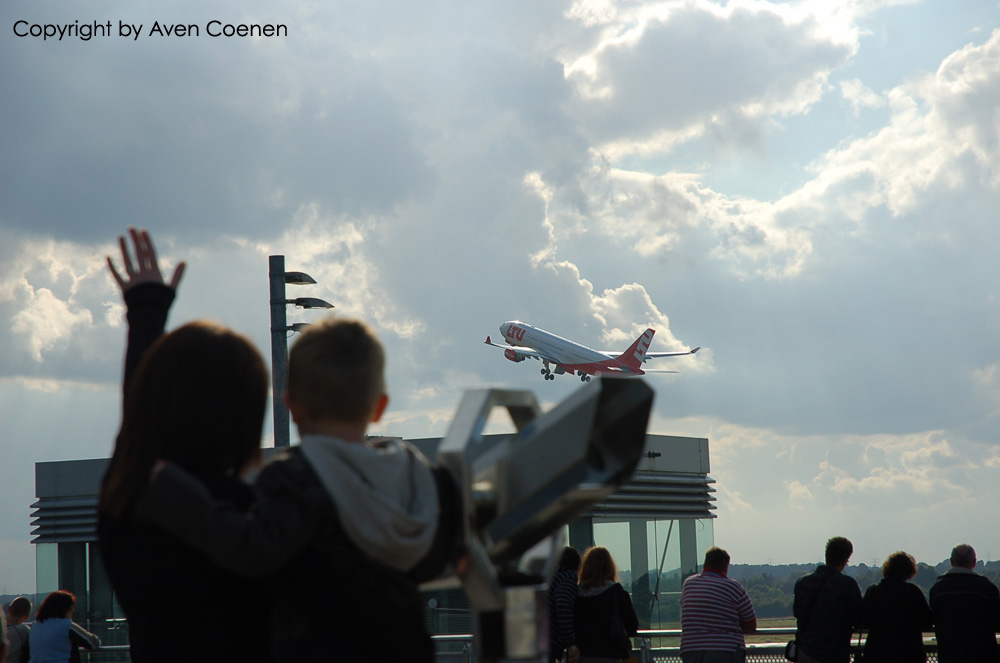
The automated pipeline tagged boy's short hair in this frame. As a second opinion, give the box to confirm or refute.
[288,317,386,423]
[825,536,854,567]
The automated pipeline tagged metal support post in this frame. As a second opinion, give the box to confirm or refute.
[269,255,290,448]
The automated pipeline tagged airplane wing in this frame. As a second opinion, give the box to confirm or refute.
[599,347,700,360]
[645,346,700,358]
[484,336,551,362]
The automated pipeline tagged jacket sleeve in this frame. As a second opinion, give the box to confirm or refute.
[618,584,640,636]
[847,576,864,628]
[409,464,461,583]
[989,578,1000,631]
[135,459,322,576]
[914,584,933,631]
[861,584,875,630]
[121,283,175,397]
[792,576,807,621]
[102,283,176,500]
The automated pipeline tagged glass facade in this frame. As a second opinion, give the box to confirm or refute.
[34,541,129,661]
[589,517,714,629]
[36,542,59,595]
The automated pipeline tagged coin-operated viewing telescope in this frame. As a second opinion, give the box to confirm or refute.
[430,376,654,662]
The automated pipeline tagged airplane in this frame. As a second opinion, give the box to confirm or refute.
[484,320,699,382]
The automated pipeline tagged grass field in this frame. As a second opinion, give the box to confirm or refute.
[746,617,796,645]
[644,616,797,647]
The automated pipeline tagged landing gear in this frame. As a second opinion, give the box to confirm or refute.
[580,374,591,382]
[541,364,554,381]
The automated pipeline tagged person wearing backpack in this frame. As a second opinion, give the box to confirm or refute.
[792,537,863,663]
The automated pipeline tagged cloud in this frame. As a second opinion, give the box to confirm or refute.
[0,231,124,382]
[787,480,815,507]
[267,208,427,340]
[795,432,974,510]
[11,288,95,361]
[816,29,1000,217]
[0,0,431,244]
[840,78,885,115]
[562,0,860,156]
[717,484,757,514]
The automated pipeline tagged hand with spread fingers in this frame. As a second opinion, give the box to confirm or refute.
[107,227,186,293]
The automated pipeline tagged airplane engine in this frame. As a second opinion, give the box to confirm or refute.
[504,348,526,363]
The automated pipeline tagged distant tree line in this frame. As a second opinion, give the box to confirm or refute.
[621,560,1000,622]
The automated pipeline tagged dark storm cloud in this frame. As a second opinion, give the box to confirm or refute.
[1,3,430,243]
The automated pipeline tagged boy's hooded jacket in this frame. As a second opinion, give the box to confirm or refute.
[139,430,453,663]
[299,434,438,571]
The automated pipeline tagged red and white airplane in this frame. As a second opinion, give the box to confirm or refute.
[485,320,699,382]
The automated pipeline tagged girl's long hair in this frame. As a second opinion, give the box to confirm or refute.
[35,590,76,622]
[100,321,268,518]
[578,546,619,590]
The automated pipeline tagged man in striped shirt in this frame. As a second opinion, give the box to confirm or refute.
[680,547,757,663]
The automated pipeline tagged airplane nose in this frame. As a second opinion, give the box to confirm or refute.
[499,324,507,336]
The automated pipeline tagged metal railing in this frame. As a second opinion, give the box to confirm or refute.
[83,626,951,663]
[633,628,942,663]
[83,634,480,663]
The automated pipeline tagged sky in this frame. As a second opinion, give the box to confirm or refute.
[2,0,1000,593]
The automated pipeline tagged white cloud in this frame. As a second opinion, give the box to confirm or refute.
[565,0,619,28]
[787,480,815,507]
[11,287,95,362]
[787,432,972,508]
[268,206,427,340]
[562,0,861,155]
[1,234,119,373]
[840,78,885,115]
[717,484,757,514]
[817,30,1000,217]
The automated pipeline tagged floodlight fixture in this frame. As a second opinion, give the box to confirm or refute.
[289,297,334,309]
[269,255,334,447]
[284,271,317,285]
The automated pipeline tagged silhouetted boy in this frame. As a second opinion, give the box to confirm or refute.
[139,317,450,663]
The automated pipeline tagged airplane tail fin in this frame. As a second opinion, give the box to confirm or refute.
[617,329,655,371]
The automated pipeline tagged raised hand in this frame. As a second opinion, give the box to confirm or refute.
[107,227,186,293]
